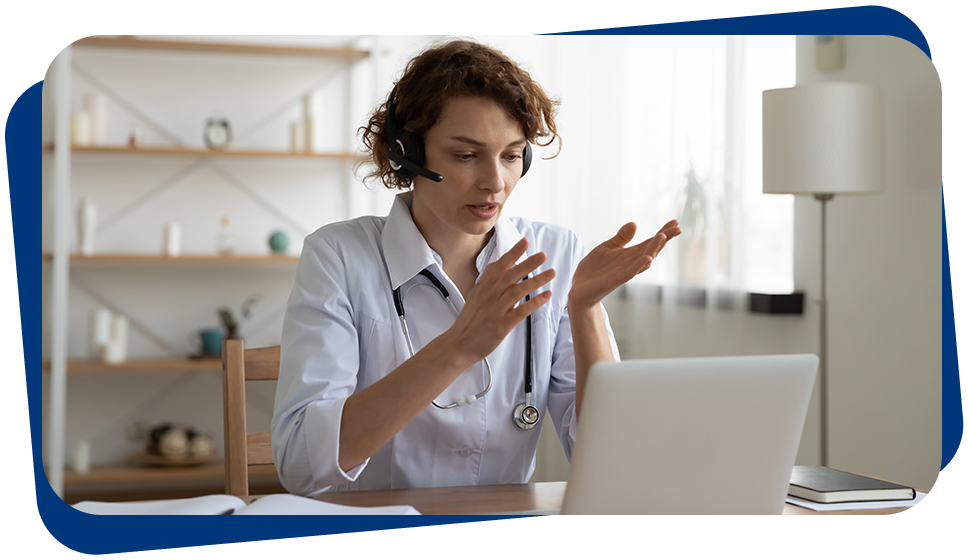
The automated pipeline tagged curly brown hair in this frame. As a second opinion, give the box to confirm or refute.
[357,39,561,190]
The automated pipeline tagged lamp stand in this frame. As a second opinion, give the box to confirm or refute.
[815,192,833,466]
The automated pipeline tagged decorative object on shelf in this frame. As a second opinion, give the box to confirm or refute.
[191,327,224,357]
[301,93,314,152]
[88,307,112,358]
[162,222,181,257]
[216,215,236,255]
[218,294,260,340]
[77,197,97,255]
[289,119,304,152]
[71,440,91,474]
[127,126,144,148]
[145,422,214,465]
[203,116,232,150]
[71,111,91,146]
[102,314,129,363]
[268,230,289,254]
[82,91,108,145]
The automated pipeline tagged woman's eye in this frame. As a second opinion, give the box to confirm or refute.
[456,153,474,161]
[504,153,522,162]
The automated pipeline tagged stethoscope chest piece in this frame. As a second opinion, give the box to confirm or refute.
[513,403,540,430]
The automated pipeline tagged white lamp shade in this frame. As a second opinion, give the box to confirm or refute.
[763,83,884,195]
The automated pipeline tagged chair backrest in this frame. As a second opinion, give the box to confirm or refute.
[221,339,280,499]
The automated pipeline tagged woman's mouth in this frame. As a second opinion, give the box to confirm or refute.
[467,203,499,220]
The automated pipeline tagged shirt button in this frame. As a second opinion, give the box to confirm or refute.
[459,448,474,457]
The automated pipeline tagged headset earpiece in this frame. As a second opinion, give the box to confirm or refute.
[386,89,442,183]
[385,88,533,182]
[521,142,532,178]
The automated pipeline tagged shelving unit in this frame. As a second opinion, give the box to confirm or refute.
[73,36,370,60]
[44,142,364,160]
[43,35,375,499]
[43,358,223,374]
[43,253,300,265]
[61,463,285,503]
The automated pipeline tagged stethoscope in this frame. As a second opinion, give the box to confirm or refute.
[392,268,540,430]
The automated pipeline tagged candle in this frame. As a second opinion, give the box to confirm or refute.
[163,222,181,257]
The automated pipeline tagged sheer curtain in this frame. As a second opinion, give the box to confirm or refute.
[496,35,797,302]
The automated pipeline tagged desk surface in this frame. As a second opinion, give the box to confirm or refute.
[312,481,913,515]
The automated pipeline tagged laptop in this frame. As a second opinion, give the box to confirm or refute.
[560,354,818,514]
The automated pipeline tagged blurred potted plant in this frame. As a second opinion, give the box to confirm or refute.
[678,163,707,285]
[218,294,260,340]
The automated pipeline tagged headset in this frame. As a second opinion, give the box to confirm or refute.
[384,87,533,183]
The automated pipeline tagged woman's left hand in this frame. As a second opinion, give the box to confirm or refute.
[568,219,681,309]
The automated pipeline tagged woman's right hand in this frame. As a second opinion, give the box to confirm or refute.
[446,237,555,363]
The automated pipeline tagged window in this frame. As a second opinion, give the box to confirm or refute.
[497,35,797,297]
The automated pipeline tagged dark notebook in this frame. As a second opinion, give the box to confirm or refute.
[788,465,916,503]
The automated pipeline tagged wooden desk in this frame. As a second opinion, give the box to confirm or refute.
[312,481,915,515]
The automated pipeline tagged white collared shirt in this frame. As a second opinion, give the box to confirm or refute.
[271,193,619,495]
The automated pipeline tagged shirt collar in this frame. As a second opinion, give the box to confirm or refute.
[381,192,528,290]
[476,211,527,274]
[382,192,437,290]
[380,191,532,290]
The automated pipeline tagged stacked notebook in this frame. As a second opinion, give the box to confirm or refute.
[788,465,916,504]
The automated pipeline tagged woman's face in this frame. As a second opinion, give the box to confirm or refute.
[410,96,527,251]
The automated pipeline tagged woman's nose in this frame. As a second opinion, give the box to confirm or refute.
[478,158,506,193]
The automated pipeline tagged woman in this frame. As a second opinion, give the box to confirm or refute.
[271,39,680,496]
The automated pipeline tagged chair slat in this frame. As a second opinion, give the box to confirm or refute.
[223,341,281,498]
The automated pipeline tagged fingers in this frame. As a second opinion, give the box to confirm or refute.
[509,290,552,322]
[497,237,529,268]
[610,222,638,248]
[488,237,551,288]
[502,257,555,308]
[630,218,681,258]
[632,232,666,260]
[480,237,555,310]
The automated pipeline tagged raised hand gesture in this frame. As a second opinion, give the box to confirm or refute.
[569,220,681,309]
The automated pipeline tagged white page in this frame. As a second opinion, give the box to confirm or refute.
[785,491,926,512]
[73,494,246,515]
[234,494,421,515]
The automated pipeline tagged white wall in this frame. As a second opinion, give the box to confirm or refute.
[795,35,942,491]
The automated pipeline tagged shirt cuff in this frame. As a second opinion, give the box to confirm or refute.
[304,396,369,489]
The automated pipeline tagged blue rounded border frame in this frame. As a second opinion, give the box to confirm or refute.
[0,6,969,554]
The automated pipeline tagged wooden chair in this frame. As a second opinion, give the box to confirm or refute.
[221,339,280,499]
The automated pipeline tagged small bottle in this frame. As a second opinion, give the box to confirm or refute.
[216,216,236,255]
[77,197,97,255]
[89,308,112,358]
[103,314,128,364]
[302,94,314,153]
[163,222,181,257]
[71,440,91,474]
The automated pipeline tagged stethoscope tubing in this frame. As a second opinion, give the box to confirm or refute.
[392,268,536,425]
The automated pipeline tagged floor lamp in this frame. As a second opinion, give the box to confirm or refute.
[762,83,884,466]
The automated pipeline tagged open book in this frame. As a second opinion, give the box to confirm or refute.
[72,493,421,515]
